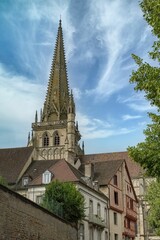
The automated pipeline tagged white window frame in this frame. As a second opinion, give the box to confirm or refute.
[22,177,29,186]
[42,170,51,184]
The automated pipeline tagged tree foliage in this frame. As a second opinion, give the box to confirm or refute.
[128,0,160,178]
[145,180,160,235]
[41,180,85,223]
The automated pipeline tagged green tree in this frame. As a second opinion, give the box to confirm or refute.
[41,180,85,223]
[145,180,160,235]
[128,0,160,178]
[128,0,160,235]
[0,176,8,186]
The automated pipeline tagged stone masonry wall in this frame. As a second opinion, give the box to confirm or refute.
[0,184,77,240]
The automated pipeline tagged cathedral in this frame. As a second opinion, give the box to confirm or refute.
[27,19,84,164]
[0,20,149,240]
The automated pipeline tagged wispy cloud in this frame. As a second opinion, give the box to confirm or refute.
[118,93,157,112]
[122,114,142,121]
[0,63,43,131]
[77,112,134,140]
[0,0,154,152]
[79,0,151,99]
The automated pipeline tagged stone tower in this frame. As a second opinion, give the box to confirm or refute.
[28,20,84,164]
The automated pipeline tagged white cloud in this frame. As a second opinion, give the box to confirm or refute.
[118,93,157,112]
[128,102,156,112]
[72,88,82,100]
[76,112,134,140]
[0,63,43,127]
[122,114,142,121]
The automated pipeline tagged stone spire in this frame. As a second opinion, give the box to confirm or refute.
[29,20,84,162]
[42,19,69,122]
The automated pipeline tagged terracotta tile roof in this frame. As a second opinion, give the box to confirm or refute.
[0,147,34,184]
[19,159,85,187]
[80,151,143,178]
[93,160,124,185]
[22,160,59,181]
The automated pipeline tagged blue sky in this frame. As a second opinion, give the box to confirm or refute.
[0,0,155,153]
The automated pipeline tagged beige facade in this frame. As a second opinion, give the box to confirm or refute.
[18,178,109,240]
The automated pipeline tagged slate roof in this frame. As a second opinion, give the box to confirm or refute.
[0,147,34,184]
[80,151,143,178]
[93,160,124,185]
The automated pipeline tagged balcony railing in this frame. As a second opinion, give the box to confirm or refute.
[88,214,106,228]
[124,227,136,238]
[126,208,137,220]
[32,120,67,128]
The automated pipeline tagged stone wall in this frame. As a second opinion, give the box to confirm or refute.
[0,184,77,240]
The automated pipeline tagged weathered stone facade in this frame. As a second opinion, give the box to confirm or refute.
[0,184,77,240]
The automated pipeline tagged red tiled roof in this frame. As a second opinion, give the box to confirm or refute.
[81,151,143,178]
[0,147,34,184]
[19,159,85,186]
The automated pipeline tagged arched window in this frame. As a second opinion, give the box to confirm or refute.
[54,132,60,145]
[43,133,49,147]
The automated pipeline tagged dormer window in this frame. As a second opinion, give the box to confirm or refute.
[54,132,60,145]
[22,177,29,186]
[43,133,49,147]
[42,170,51,184]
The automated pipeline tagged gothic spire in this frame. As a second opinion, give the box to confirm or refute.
[42,19,69,122]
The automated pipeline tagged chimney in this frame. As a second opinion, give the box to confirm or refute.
[84,163,94,179]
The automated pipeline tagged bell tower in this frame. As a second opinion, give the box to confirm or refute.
[28,20,84,163]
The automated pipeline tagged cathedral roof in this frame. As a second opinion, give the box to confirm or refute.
[80,151,143,179]
[43,20,69,122]
[0,147,34,184]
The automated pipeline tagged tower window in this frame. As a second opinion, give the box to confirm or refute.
[54,132,60,145]
[43,133,49,146]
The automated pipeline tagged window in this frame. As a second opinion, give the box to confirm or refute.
[114,191,119,205]
[42,170,51,184]
[79,224,84,240]
[104,207,108,224]
[36,195,43,205]
[130,199,133,210]
[89,200,93,216]
[97,229,101,240]
[114,234,118,240]
[22,177,29,186]
[126,219,130,229]
[114,212,117,225]
[89,226,93,240]
[105,232,108,240]
[113,175,118,185]
[97,203,101,217]
[43,133,49,146]
[54,132,60,145]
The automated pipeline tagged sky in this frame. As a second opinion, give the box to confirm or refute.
[0,0,156,154]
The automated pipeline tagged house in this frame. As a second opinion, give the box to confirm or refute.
[16,158,109,240]
[83,159,138,240]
